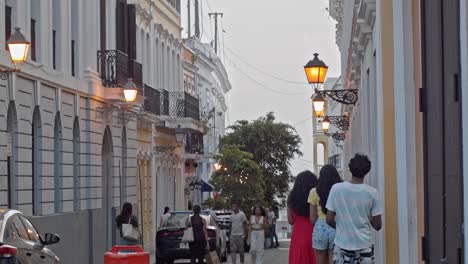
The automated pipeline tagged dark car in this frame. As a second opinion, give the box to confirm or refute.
[214,210,250,253]
[0,209,61,264]
[156,211,227,264]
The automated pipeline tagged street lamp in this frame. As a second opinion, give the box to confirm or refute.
[304,53,328,89]
[312,93,325,118]
[96,78,145,124]
[322,115,350,131]
[123,78,138,104]
[214,163,222,171]
[321,117,331,133]
[1,27,30,80]
[175,125,186,145]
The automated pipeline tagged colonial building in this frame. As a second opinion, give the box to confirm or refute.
[0,0,208,263]
[328,0,467,262]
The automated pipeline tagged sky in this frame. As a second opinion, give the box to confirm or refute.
[181,0,341,175]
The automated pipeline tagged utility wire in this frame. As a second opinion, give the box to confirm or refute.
[225,55,308,96]
[225,46,309,85]
[293,116,313,127]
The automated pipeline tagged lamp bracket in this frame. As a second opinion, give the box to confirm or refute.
[326,115,350,131]
[0,68,19,80]
[316,89,358,105]
[117,108,146,125]
[325,132,346,141]
[96,105,120,121]
[96,105,146,125]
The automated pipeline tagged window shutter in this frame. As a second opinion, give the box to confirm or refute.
[127,4,136,60]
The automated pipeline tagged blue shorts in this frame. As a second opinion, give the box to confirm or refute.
[313,218,336,250]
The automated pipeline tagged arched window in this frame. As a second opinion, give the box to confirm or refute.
[155,38,159,88]
[32,106,42,215]
[121,128,127,200]
[73,117,81,210]
[54,113,63,213]
[6,101,18,209]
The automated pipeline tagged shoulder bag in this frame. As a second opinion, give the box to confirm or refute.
[182,216,195,243]
[122,216,140,242]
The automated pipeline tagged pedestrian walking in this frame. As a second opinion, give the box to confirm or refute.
[309,164,343,264]
[268,206,279,248]
[230,202,248,264]
[248,206,269,264]
[188,205,209,264]
[288,170,318,264]
[115,202,139,246]
[326,154,383,264]
[159,206,171,229]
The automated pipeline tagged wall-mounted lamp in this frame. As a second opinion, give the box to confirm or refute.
[1,28,30,80]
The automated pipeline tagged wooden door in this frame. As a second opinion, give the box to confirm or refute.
[421,0,464,263]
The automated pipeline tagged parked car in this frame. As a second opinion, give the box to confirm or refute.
[156,211,227,264]
[214,210,250,253]
[0,209,61,264]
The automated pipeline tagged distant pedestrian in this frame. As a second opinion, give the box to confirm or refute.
[268,206,279,248]
[326,154,383,264]
[115,202,139,246]
[230,202,248,264]
[159,206,171,229]
[288,170,318,264]
[249,206,269,264]
[188,205,209,264]
[309,164,343,264]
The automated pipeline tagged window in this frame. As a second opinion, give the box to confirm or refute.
[52,30,57,69]
[19,216,41,243]
[10,216,29,240]
[3,221,19,242]
[73,118,80,210]
[32,107,41,215]
[54,114,63,213]
[71,41,75,76]
[30,19,36,61]
[5,6,11,50]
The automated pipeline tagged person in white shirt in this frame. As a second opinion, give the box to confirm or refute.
[159,206,171,229]
[326,154,383,264]
[230,202,248,264]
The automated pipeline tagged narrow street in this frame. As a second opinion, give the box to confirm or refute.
[151,241,290,264]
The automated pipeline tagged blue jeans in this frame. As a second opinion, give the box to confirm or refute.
[269,224,278,246]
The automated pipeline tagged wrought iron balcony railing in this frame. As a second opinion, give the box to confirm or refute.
[167,92,200,120]
[185,132,204,154]
[97,49,143,92]
[166,0,181,13]
[143,85,161,115]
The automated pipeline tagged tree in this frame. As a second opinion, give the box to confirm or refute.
[220,112,302,205]
[210,145,264,214]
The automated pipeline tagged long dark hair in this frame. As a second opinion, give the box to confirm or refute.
[287,170,318,217]
[118,202,133,223]
[251,206,266,217]
[317,164,343,214]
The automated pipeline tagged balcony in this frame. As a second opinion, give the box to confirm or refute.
[143,85,161,115]
[167,92,200,120]
[97,49,143,91]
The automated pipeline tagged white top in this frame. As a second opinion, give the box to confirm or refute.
[267,211,276,224]
[250,215,264,230]
[230,211,247,236]
[160,213,171,226]
[326,182,383,250]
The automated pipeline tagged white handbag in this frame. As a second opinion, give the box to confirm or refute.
[122,216,140,242]
[181,217,194,243]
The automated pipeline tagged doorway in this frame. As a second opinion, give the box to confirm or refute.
[101,126,114,249]
[421,0,464,263]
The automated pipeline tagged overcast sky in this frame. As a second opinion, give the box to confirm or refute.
[182,0,341,176]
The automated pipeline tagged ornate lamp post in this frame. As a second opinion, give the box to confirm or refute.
[96,78,145,124]
[1,27,30,80]
[304,53,359,106]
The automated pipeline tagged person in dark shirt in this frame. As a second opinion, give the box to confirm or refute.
[116,202,139,245]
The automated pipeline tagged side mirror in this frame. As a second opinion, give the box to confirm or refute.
[42,233,60,245]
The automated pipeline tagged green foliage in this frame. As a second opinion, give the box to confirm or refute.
[220,112,302,205]
[210,145,265,214]
[202,197,227,210]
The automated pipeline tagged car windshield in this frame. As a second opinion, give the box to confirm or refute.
[164,213,211,228]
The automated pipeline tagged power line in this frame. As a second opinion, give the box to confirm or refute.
[225,46,309,85]
[293,116,313,127]
[225,55,308,96]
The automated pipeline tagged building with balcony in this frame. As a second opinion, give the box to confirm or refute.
[183,37,232,203]
[329,0,468,262]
